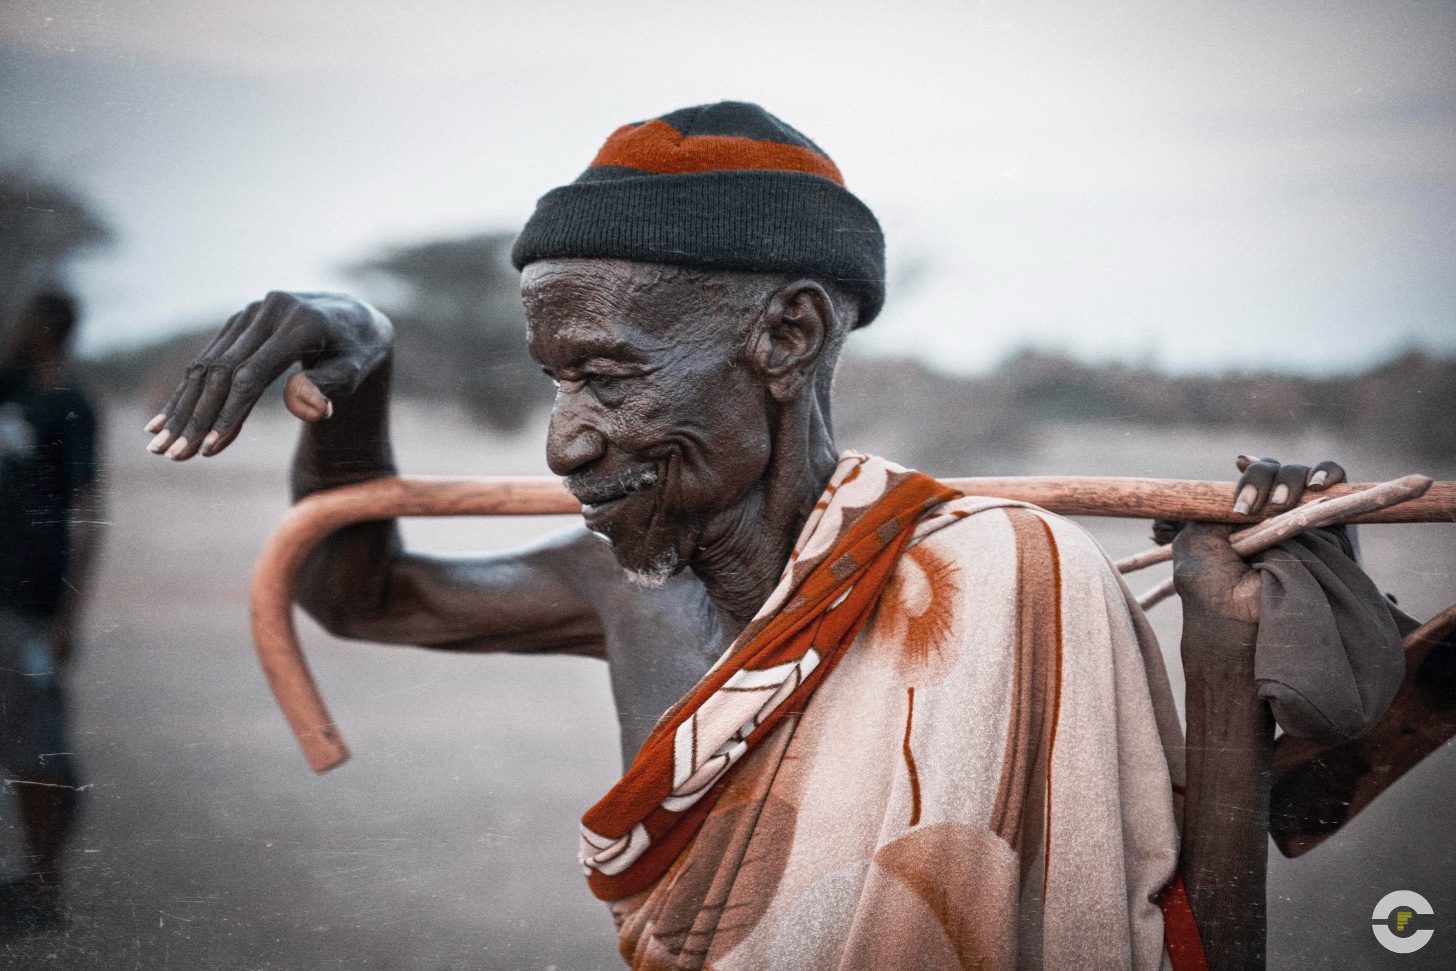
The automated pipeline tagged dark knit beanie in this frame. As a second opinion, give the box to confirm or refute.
[511,101,886,327]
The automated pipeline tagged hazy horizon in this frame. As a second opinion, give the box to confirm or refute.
[2,0,1453,376]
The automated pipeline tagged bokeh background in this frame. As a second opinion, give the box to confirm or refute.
[1,1,1453,968]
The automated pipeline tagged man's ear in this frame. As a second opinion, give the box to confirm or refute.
[747,279,834,403]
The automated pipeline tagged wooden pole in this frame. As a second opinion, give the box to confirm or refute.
[250,474,1456,772]
[1128,475,1434,609]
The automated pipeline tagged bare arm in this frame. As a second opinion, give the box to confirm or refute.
[1169,456,1355,971]
[1174,523,1273,971]
[1169,454,1415,969]
[148,290,607,657]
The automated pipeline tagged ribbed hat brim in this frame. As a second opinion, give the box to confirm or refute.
[512,169,885,327]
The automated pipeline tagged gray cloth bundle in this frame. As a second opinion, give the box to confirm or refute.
[1252,529,1405,743]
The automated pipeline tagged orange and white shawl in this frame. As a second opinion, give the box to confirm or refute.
[585,453,1185,971]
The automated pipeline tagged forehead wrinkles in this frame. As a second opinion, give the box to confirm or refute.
[623,264,784,349]
[524,259,779,358]
[521,258,635,323]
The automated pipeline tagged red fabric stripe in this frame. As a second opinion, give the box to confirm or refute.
[590,119,845,186]
[583,470,958,901]
[1160,871,1210,971]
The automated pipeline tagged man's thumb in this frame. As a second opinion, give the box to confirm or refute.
[284,371,334,422]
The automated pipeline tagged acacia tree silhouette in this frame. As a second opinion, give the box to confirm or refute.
[0,170,112,344]
[348,232,551,432]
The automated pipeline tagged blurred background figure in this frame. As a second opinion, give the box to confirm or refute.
[0,290,102,928]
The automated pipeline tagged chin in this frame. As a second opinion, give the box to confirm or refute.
[621,554,680,589]
[610,537,684,588]
[582,482,691,584]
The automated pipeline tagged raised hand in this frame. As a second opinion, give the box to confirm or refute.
[144,291,392,460]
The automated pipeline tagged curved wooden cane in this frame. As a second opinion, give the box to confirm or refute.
[250,476,575,772]
[251,475,1456,772]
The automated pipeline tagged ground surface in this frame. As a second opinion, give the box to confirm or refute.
[2,401,1452,969]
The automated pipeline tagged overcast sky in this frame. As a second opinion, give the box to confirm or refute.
[2,0,1453,373]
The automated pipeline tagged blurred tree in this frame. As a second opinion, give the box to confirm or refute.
[0,169,113,342]
[348,232,551,432]
[1349,351,1456,464]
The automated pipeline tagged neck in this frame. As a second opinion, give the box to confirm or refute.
[690,393,839,633]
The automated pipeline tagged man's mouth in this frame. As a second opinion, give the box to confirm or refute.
[566,465,659,510]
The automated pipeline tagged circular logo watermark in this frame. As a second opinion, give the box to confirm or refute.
[1372,890,1434,954]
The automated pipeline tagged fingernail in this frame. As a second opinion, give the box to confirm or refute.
[201,430,220,455]
[323,399,334,420]
[1233,484,1256,514]
[1309,470,1327,487]
[145,413,167,434]
[165,436,189,460]
[1271,483,1289,506]
[147,430,172,454]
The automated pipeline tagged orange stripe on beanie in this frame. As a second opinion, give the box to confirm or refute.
[590,119,845,186]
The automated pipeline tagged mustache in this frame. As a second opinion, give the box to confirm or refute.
[565,464,660,505]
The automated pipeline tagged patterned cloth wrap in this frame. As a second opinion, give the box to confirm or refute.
[582,453,1189,971]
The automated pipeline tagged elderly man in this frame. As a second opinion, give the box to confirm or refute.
[146,103,1405,970]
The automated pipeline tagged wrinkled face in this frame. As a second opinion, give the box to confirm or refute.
[522,259,774,583]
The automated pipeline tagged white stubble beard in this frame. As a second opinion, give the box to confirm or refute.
[621,548,681,589]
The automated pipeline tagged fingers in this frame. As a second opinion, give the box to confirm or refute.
[294,349,370,408]
[276,343,374,423]
[169,312,287,459]
[1268,463,1311,511]
[146,291,383,460]
[1307,460,1346,491]
[150,366,208,457]
[147,376,195,437]
[1233,454,1353,516]
[202,359,294,456]
[199,319,329,456]
[166,365,238,459]
[148,296,296,459]
[147,306,251,455]
[1233,457,1278,515]
[284,371,333,423]
[1151,519,1184,546]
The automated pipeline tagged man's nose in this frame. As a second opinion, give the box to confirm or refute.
[545,393,608,476]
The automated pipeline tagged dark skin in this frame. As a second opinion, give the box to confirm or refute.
[148,264,1355,967]
[147,263,843,758]
[1173,457,1351,971]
